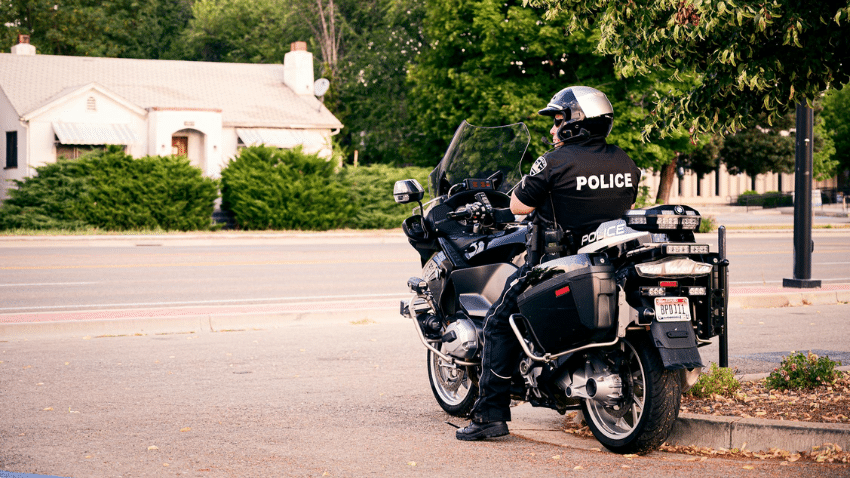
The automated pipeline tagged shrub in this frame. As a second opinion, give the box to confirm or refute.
[697,215,717,233]
[339,164,432,229]
[735,190,792,208]
[687,362,741,398]
[0,147,219,231]
[765,351,843,391]
[633,183,653,209]
[220,145,354,230]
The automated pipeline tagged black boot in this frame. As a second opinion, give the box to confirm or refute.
[455,420,509,441]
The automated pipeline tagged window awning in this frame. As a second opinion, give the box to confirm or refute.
[236,128,327,149]
[52,122,140,145]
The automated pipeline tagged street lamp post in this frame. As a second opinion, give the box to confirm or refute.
[783,103,821,289]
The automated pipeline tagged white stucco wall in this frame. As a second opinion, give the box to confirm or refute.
[148,109,223,177]
[24,88,147,168]
[0,90,25,199]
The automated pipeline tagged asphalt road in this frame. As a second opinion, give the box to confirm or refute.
[2,315,848,478]
[1,230,849,316]
[1,228,848,476]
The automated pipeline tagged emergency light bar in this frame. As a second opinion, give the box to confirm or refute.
[623,205,702,232]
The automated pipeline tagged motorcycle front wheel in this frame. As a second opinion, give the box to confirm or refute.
[427,349,478,417]
[581,334,681,455]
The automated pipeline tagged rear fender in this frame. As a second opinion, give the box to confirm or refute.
[649,320,704,370]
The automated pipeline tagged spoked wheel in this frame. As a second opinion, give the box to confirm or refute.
[427,349,478,417]
[581,334,681,454]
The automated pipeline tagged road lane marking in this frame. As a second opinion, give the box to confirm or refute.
[727,249,850,255]
[0,293,412,312]
[0,282,97,287]
[0,257,412,270]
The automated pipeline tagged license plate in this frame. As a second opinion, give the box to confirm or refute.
[654,297,691,322]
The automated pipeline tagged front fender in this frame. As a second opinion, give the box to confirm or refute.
[649,320,704,370]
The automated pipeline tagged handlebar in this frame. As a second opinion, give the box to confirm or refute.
[446,209,473,220]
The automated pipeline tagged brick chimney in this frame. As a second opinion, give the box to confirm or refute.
[283,41,314,96]
[11,34,36,55]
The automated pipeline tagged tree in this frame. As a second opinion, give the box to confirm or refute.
[407,0,717,204]
[1,0,193,59]
[525,1,850,140]
[332,0,426,165]
[180,0,299,63]
[821,85,850,188]
[720,116,795,188]
[407,0,617,165]
[719,107,836,187]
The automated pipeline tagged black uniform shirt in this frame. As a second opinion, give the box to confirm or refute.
[514,136,641,231]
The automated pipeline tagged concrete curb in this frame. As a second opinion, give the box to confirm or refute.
[509,402,850,454]
[667,412,850,452]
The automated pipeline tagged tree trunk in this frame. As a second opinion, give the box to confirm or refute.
[656,155,678,204]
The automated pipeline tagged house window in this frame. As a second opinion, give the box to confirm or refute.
[56,144,108,159]
[5,131,17,169]
[87,97,97,112]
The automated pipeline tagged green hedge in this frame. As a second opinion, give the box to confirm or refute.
[0,145,435,232]
[339,164,432,229]
[220,145,355,230]
[0,147,219,231]
[736,190,793,208]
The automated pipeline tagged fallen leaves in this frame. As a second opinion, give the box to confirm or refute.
[658,443,849,464]
[681,371,850,424]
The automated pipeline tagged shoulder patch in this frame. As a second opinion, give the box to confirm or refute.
[529,156,547,176]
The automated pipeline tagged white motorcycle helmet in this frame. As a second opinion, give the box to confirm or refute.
[539,86,614,142]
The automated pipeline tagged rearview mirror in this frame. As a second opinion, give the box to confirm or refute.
[393,179,425,204]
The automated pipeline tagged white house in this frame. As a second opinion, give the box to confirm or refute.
[0,36,343,200]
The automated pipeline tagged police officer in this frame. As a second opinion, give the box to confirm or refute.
[456,86,641,441]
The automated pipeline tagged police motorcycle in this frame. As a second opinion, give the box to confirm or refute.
[394,121,729,454]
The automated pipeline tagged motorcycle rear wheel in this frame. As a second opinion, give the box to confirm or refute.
[427,349,478,417]
[581,334,681,455]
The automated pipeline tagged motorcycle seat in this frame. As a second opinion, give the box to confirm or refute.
[458,293,492,318]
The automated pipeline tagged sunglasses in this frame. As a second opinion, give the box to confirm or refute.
[553,116,565,128]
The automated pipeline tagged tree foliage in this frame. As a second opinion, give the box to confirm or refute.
[525,0,850,139]
[821,85,850,186]
[331,0,426,165]
[407,0,719,205]
[179,0,299,63]
[408,0,584,164]
[1,0,193,59]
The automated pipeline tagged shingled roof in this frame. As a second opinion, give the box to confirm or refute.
[0,53,342,129]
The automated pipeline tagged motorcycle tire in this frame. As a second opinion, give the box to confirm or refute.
[426,349,478,417]
[581,333,681,455]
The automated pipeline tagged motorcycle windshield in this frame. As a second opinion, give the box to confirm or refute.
[429,121,530,198]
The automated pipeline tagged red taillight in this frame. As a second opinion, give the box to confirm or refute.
[555,285,571,297]
[659,281,678,287]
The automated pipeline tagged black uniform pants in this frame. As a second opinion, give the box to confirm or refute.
[470,262,532,423]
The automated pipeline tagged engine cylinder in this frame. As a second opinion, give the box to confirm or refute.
[442,319,480,360]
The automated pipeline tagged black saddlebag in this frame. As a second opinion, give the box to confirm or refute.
[516,254,617,354]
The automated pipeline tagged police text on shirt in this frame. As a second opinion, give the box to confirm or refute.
[576,173,633,191]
